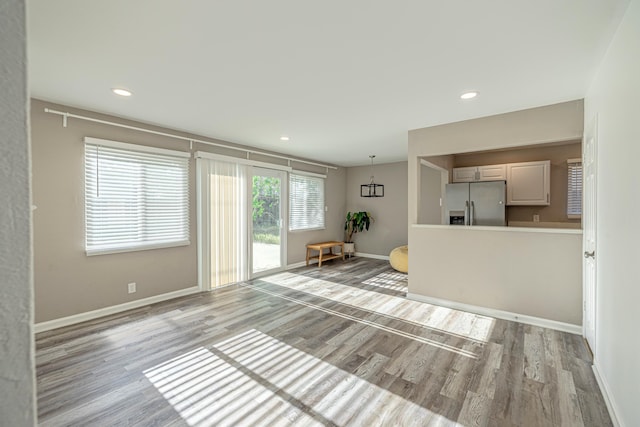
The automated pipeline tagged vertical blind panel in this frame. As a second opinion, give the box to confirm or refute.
[85,143,189,254]
[567,161,583,216]
[289,174,325,231]
[209,160,248,287]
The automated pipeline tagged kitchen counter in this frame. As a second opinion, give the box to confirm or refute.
[508,221,581,229]
[412,223,582,235]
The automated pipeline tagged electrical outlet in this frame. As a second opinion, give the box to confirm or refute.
[128,282,136,294]
[533,214,540,223]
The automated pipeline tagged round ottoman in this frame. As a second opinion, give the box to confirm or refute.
[389,245,408,273]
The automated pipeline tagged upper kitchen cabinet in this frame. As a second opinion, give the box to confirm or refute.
[452,166,477,182]
[452,164,507,182]
[480,164,507,181]
[506,160,550,205]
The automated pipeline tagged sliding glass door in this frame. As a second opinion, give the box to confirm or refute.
[251,167,286,276]
[197,154,287,290]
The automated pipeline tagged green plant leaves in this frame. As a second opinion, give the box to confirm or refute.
[344,211,373,242]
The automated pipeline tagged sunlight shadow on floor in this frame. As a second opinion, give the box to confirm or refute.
[144,330,461,426]
[362,270,408,292]
[244,282,478,359]
[254,271,495,343]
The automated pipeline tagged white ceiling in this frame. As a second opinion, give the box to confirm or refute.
[28,0,628,166]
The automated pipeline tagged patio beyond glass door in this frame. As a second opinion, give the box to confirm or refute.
[251,167,286,276]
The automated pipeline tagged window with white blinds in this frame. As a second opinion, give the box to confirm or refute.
[84,137,190,255]
[289,173,325,231]
[567,158,583,218]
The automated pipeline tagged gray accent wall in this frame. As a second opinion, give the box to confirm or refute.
[287,167,347,265]
[0,0,37,423]
[32,100,199,323]
[346,161,408,256]
[31,99,345,322]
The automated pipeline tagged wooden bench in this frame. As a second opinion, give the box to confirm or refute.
[306,241,345,267]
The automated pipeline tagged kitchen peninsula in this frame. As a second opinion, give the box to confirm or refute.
[408,100,584,332]
[408,223,582,330]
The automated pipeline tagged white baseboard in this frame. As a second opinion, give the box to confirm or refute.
[286,253,390,269]
[286,261,312,269]
[592,361,622,427]
[355,252,390,261]
[34,286,200,334]
[406,292,582,335]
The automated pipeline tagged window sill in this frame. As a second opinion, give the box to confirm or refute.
[288,227,326,233]
[86,240,190,256]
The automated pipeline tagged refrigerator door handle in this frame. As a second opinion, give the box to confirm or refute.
[470,201,475,226]
[464,201,469,225]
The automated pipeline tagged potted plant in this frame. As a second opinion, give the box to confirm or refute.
[344,211,374,254]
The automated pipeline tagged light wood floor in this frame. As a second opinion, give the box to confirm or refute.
[36,258,612,426]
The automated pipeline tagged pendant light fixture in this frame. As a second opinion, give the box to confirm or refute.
[361,155,384,197]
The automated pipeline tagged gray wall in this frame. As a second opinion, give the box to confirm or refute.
[585,1,640,424]
[287,167,347,265]
[346,161,408,256]
[0,0,37,423]
[31,99,344,322]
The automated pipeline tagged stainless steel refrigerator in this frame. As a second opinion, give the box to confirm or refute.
[445,181,506,226]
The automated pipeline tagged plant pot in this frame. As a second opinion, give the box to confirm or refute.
[344,242,355,255]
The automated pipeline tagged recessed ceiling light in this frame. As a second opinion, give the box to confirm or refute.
[280,136,290,141]
[112,88,132,97]
[460,91,478,99]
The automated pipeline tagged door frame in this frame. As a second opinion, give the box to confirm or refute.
[420,159,449,224]
[196,157,213,292]
[583,116,598,353]
[195,152,292,291]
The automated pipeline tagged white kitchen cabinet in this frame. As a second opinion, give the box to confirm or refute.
[478,164,507,181]
[452,167,478,182]
[452,165,506,182]
[506,160,550,205]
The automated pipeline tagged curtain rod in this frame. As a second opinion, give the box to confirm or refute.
[44,108,338,170]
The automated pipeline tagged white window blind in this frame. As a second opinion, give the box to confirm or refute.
[567,159,582,218]
[289,173,325,231]
[84,137,190,255]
